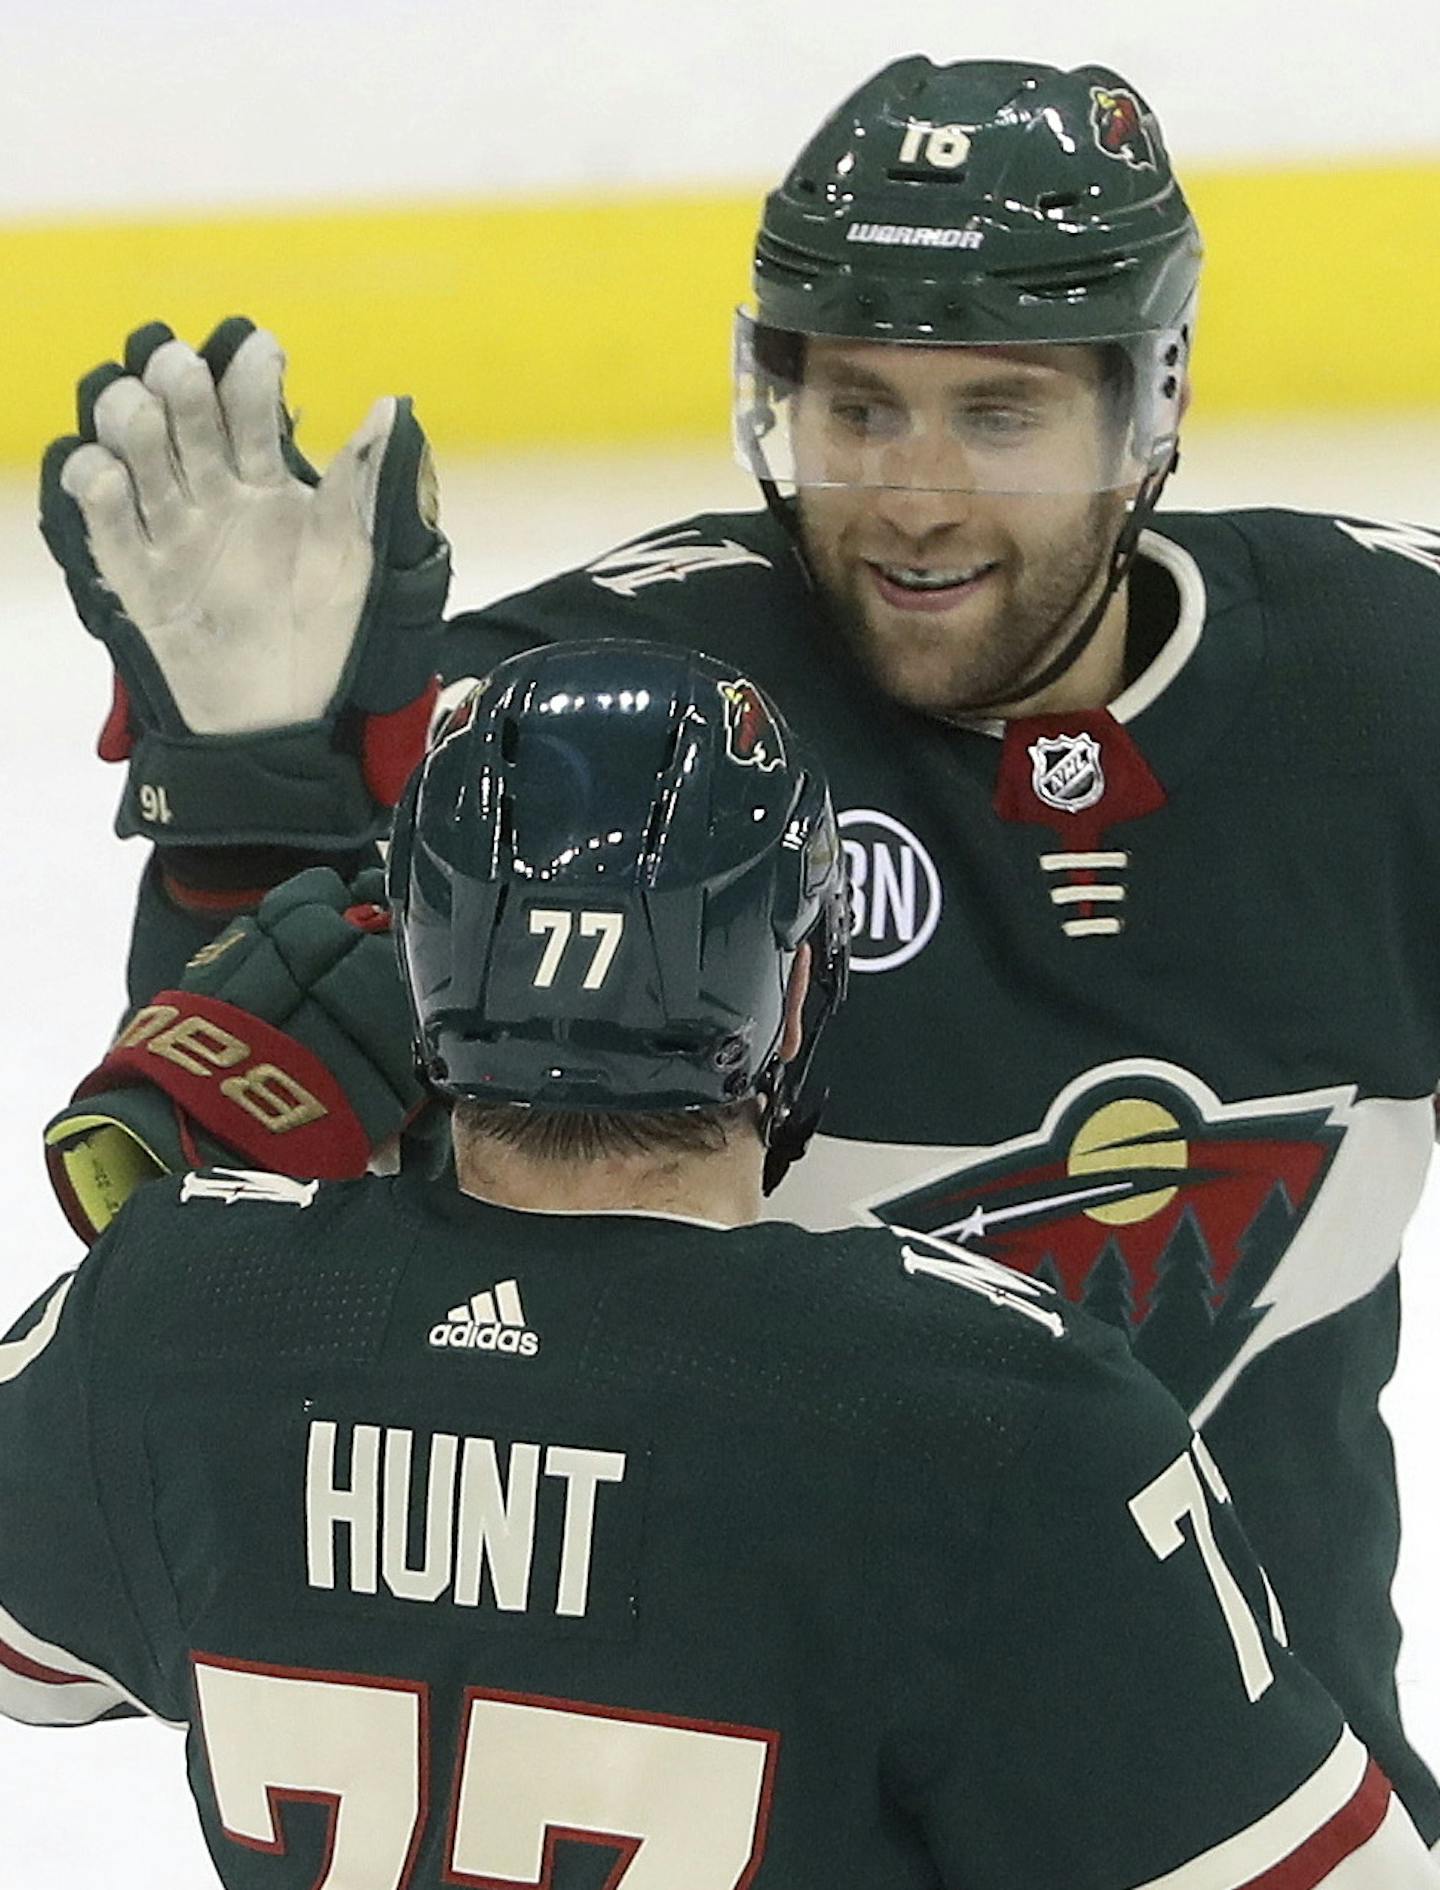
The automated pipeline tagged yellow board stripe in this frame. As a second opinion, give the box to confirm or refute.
[1186,161,1440,411]
[0,161,1435,467]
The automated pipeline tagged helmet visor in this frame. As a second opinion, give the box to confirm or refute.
[733,311,1185,496]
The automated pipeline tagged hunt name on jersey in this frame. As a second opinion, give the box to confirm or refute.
[306,1421,625,1617]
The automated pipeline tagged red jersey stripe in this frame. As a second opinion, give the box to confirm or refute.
[1243,1759,1390,1890]
[0,1633,90,1687]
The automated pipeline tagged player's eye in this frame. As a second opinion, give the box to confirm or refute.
[826,396,907,441]
[955,404,1046,443]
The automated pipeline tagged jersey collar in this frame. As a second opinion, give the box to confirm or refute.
[981,513,1269,839]
[1109,528,1207,724]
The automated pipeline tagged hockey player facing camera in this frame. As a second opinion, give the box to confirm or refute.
[6,644,1439,1886]
[36,53,1440,1856]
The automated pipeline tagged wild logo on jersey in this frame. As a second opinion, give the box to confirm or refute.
[864,1061,1397,1419]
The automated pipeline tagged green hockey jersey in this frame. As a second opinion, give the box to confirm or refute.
[111,503,1440,1843]
[419,504,1440,1840]
[0,1171,1423,1887]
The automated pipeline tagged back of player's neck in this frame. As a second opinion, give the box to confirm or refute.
[453,1142,762,1227]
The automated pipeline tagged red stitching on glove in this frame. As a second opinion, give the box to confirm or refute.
[45,1146,100,1247]
[97,674,135,762]
[362,676,441,807]
[160,872,277,917]
[175,1099,202,1170]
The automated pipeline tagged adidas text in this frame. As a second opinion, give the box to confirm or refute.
[430,1324,539,1357]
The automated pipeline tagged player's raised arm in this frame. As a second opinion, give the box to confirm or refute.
[886,1254,1437,1886]
[40,319,451,982]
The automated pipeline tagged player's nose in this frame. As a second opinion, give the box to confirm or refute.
[865,476,979,541]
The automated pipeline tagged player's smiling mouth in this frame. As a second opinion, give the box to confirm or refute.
[866,560,998,612]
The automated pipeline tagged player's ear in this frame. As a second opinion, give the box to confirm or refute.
[779,942,813,1064]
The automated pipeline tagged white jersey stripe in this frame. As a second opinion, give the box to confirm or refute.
[0,1650,129,1728]
[1050,884,1126,906]
[1039,851,1130,871]
[495,1279,525,1327]
[0,1598,181,1729]
[0,1277,72,1386]
[1063,918,1124,938]
[1128,1729,1375,1889]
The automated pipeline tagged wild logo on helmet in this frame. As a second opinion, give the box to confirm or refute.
[719,678,787,772]
[1089,86,1156,171]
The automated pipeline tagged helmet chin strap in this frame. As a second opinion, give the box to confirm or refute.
[957,450,1178,718]
[744,404,817,588]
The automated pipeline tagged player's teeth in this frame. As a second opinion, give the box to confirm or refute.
[881,564,986,590]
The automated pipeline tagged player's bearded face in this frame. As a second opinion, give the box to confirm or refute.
[792,341,1129,717]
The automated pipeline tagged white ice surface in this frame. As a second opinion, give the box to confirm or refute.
[0,419,1437,1885]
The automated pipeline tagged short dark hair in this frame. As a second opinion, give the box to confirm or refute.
[451,1098,761,1164]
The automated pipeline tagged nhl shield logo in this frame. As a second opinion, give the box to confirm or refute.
[718,678,787,772]
[1029,733,1105,814]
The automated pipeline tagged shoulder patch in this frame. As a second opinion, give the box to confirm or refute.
[179,1168,319,1209]
[1333,517,1440,580]
[586,531,773,598]
[897,1228,1067,1339]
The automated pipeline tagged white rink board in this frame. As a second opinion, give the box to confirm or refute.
[3,0,1438,218]
[0,418,1438,1885]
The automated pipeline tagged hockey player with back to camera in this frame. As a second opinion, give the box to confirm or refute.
[37,54,1440,1850]
[6,643,1440,1885]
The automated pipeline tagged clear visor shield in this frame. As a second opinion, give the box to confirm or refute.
[732,311,1186,496]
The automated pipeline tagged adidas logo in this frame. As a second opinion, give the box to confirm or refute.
[429,1280,540,1357]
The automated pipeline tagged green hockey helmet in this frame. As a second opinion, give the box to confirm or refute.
[388,640,850,1189]
[735,56,1203,495]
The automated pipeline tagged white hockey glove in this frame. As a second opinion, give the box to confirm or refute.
[40,317,450,850]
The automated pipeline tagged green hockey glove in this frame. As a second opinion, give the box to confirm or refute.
[39,317,450,850]
[45,867,428,1242]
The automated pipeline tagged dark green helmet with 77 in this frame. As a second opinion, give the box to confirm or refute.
[735,56,1202,497]
[388,641,849,1185]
